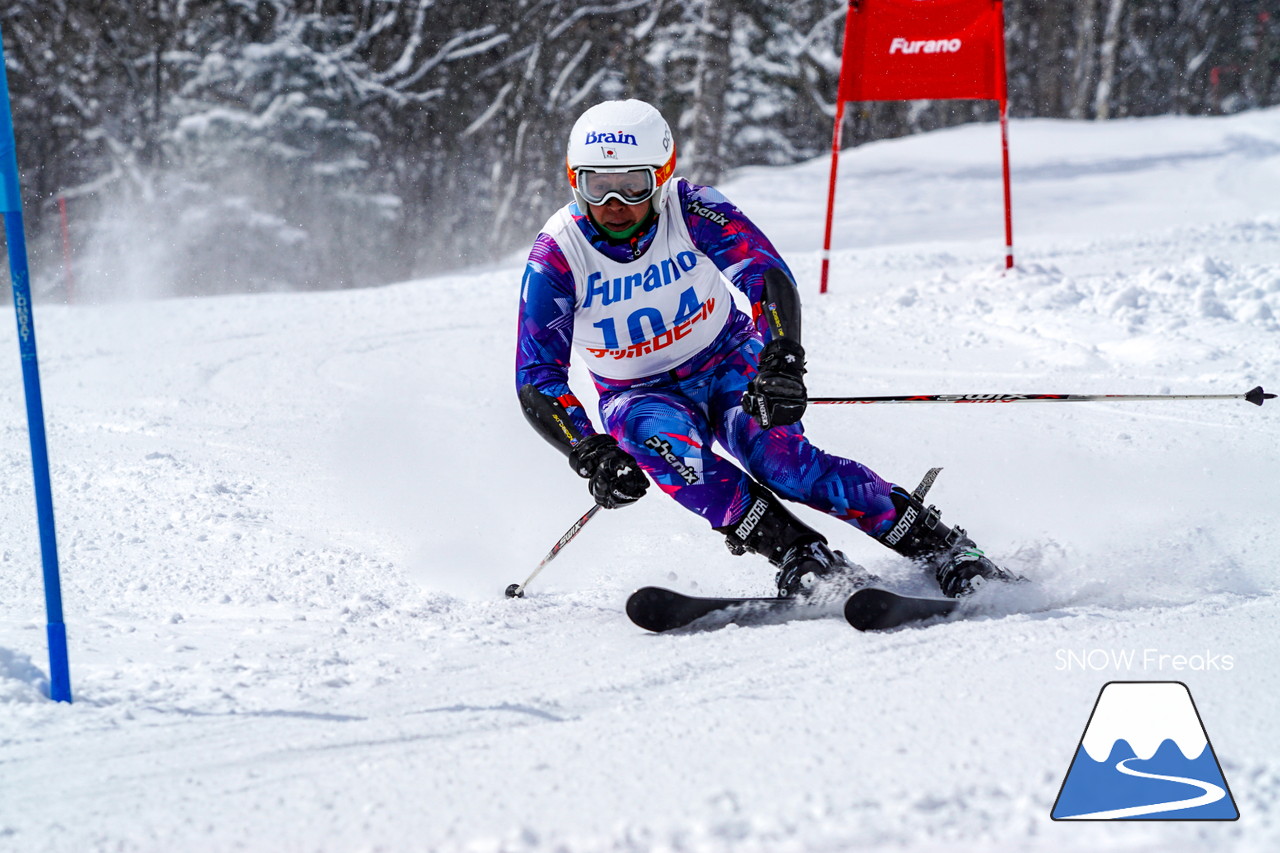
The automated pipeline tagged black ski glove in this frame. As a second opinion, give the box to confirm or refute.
[742,337,807,428]
[569,434,650,509]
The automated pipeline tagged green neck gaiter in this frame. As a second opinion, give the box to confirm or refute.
[590,206,656,242]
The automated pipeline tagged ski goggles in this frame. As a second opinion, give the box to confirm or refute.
[574,167,658,206]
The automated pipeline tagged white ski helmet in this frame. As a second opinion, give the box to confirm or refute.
[566,99,676,211]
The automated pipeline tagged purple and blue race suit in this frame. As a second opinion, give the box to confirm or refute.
[516,179,899,537]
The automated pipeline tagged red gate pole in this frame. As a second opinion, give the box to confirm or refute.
[995,0,1014,270]
[999,102,1014,270]
[820,99,846,294]
[57,196,75,302]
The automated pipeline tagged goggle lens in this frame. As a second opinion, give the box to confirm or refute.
[577,168,656,205]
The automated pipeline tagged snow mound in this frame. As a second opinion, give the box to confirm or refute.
[1104,255,1280,330]
[0,646,49,704]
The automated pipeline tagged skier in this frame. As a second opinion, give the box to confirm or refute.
[516,99,1017,599]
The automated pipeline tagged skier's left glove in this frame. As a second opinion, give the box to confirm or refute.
[742,337,807,429]
[569,434,650,509]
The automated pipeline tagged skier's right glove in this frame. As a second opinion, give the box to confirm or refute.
[569,434,650,509]
[742,337,808,429]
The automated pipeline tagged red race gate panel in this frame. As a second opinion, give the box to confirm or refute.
[822,0,1013,292]
[839,0,1005,102]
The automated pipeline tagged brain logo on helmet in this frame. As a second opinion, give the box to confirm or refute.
[567,99,678,208]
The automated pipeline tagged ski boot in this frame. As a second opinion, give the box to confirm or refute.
[715,484,875,598]
[773,539,873,599]
[878,468,1022,598]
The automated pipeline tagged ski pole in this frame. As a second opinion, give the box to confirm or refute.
[811,386,1273,407]
[505,504,601,598]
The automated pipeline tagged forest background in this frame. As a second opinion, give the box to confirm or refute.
[3,0,1278,298]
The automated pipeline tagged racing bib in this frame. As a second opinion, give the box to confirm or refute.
[545,183,732,380]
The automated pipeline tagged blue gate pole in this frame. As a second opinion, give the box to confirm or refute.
[0,23,71,703]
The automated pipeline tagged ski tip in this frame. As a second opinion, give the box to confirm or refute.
[625,586,680,633]
[844,588,899,631]
[844,587,958,631]
[1245,386,1274,407]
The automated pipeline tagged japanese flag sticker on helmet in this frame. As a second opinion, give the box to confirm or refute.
[567,99,677,208]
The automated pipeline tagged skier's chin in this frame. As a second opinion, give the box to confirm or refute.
[589,200,649,233]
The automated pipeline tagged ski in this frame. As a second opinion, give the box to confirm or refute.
[627,585,962,633]
[843,587,958,631]
[625,586,812,632]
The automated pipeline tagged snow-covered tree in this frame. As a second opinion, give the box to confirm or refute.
[166,8,399,292]
[5,0,1279,296]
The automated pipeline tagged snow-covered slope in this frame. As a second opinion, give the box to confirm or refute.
[2,109,1278,852]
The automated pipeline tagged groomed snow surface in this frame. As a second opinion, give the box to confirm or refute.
[3,109,1279,852]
